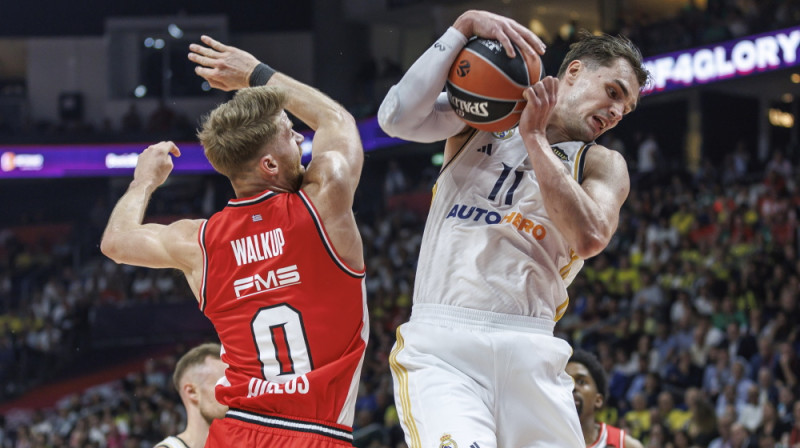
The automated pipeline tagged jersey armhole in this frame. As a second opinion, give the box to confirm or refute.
[575,143,593,184]
[297,190,365,278]
[440,127,479,175]
[198,219,209,312]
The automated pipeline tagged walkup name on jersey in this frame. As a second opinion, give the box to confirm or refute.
[230,228,285,266]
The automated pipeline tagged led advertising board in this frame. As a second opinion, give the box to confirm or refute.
[0,117,403,179]
[643,25,800,95]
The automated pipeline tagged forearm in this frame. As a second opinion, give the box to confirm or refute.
[267,73,350,132]
[377,27,467,142]
[524,136,614,258]
[101,180,156,262]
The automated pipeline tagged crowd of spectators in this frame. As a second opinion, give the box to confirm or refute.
[1,131,800,447]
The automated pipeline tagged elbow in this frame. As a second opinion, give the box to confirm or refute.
[100,235,123,264]
[327,106,357,132]
[336,108,357,128]
[573,230,612,259]
[377,87,407,138]
[377,102,396,137]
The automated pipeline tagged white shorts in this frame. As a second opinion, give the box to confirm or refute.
[389,304,584,448]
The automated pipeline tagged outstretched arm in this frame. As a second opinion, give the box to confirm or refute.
[519,80,629,259]
[189,35,362,195]
[189,36,364,270]
[100,142,204,295]
[378,10,546,144]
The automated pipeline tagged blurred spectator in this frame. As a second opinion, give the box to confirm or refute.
[737,384,764,433]
[121,103,143,133]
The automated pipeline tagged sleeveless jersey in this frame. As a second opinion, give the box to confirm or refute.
[199,189,368,432]
[414,129,591,320]
[153,435,188,448]
[588,422,626,448]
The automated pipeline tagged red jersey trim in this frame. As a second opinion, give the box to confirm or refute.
[588,422,625,448]
[226,408,353,443]
[198,219,209,312]
[297,190,365,278]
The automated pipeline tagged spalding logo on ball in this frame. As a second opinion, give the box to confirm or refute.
[446,38,543,133]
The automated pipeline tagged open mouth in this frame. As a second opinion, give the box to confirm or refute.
[593,116,606,132]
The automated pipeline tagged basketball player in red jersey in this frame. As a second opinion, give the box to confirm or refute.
[567,350,644,448]
[101,36,367,447]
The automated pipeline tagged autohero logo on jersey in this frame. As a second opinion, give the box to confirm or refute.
[446,204,547,240]
[233,265,300,299]
[247,374,309,397]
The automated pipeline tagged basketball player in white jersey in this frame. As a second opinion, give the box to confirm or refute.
[155,343,228,448]
[378,9,649,448]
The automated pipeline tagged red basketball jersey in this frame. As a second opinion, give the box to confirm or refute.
[588,422,625,448]
[199,189,367,444]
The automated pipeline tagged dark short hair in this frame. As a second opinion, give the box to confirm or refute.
[570,349,609,399]
[557,30,650,91]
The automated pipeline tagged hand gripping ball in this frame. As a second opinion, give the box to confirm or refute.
[446,38,543,133]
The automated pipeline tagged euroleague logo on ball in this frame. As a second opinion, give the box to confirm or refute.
[446,37,542,133]
[456,60,470,77]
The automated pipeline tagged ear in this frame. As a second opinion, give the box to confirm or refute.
[259,154,279,176]
[565,60,583,85]
[594,393,605,411]
[183,382,200,405]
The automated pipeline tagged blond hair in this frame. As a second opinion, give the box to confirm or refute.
[197,86,287,178]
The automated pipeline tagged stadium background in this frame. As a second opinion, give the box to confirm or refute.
[0,0,799,446]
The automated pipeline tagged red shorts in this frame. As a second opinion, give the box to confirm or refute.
[205,409,354,448]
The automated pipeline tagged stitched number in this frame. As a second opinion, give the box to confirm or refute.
[251,304,313,379]
[488,163,524,205]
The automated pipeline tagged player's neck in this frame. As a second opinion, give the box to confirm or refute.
[177,417,211,448]
[582,420,600,447]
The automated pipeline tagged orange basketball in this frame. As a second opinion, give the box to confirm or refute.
[446,38,543,133]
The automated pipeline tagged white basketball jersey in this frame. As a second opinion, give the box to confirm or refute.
[413,129,592,320]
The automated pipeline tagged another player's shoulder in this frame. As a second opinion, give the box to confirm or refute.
[153,435,189,448]
[623,432,644,448]
[604,423,643,448]
[583,143,629,180]
[586,142,625,163]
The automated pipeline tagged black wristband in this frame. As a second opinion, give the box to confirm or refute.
[249,63,277,86]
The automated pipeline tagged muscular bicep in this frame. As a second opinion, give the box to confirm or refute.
[103,219,203,272]
[580,148,630,238]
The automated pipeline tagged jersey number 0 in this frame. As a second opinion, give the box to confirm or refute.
[251,304,314,379]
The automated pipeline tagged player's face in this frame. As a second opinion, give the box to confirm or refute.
[558,58,640,142]
[198,357,229,423]
[274,111,306,191]
[566,361,602,419]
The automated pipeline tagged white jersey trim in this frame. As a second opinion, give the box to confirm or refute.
[226,408,353,442]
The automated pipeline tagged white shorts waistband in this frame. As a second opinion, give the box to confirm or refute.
[410,303,555,335]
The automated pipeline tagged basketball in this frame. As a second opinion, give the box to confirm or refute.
[446,38,543,133]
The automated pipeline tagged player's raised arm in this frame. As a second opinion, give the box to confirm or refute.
[100,142,204,293]
[378,9,546,145]
[190,35,362,197]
